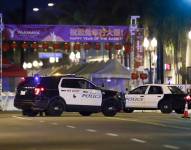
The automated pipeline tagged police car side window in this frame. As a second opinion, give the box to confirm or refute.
[129,86,148,94]
[78,80,95,89]
[61,79,81,88]
[148,86,163,94]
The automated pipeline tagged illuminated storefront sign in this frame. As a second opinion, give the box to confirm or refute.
[38,52,63,59]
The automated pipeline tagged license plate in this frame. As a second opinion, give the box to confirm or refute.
[20,90,26,95]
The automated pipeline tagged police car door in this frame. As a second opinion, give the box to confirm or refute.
[144,85,164,108]
[125,86,148,108]
[78,79,102,106]
[59,78,82,106]
[59,78,102,107]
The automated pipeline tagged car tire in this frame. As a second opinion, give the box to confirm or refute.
[160,101,173,114]
[45,100,65,117]
[22,109,38,117]
[124,108,134,113]
[79,112,92,116]
[102,102,118,117]
[174,108,184,114]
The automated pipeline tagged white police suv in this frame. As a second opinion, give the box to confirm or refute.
[124,84,191,114]
[14,75,122,117]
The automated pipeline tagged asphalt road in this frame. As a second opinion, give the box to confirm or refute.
[0,111,191,150]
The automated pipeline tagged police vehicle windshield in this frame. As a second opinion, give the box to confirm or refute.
[168,86,185,94]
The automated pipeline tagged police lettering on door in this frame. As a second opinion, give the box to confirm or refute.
[82,93,101,99]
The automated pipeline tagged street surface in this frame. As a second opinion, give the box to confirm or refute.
[0,111,191,150]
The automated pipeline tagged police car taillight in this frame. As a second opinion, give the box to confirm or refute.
[34,87,45,95]
[185,95,191,101]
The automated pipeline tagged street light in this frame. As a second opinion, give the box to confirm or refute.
[186,30,191,84]
[33,8,39,12]
[143,37,157,83]
[48,3,54,7]
[188,30,191,40]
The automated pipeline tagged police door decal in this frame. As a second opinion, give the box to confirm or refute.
[81,90,102,106]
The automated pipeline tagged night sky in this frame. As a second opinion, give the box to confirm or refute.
[0,0,191,26]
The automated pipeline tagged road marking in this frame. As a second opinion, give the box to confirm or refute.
[66,125,76,129]
[85,129,97,133]
[12,116,32,121]
[51,122,58,126]
[108,117,167,127]
[131,138,146,144]
[106,117,190,130]
[163,145,180,150]
[106,133,119,137]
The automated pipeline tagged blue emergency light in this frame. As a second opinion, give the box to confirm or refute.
[34,74,40,84]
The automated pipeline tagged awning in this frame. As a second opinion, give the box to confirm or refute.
[92,59,131,79]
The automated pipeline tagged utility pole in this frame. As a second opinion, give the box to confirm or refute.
[20,0,27,67]
[129,16,140,70]
[0,13,4,94]
[157,35,164,84]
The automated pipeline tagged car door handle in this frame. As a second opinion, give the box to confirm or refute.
[157,96,162,97]
[140,96,144,97]
[83,91,88,93]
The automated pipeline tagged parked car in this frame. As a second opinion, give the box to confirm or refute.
[124,84,191,114]
[14,75,122,117]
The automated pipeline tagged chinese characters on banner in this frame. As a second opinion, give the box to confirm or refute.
[134,29,144,69]
[3,25,128,43]
[69,27,123,42]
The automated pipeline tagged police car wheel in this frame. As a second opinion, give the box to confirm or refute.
[22,109,38,117]
[124,108,134,113]
[160,102,173,114]
[45,100,65,116]
[174,108,184,114]
[79,112,92,116]
[102,102,117,117]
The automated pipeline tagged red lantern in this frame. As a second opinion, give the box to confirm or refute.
[74,43,81,51]
[95,43,100,50]
[22,42,29,49]
[11,42,17,49]
[53,43,61,49]
[140,73,148,80]
[131,72,139,80]
[42,43,49,49]
[63,42,70,51]
[84,43,91,50]
[2,43,10,52]
[31,42,39,49]
[124,42,131,54]
[114,43,122,50]
[104,43,112,50]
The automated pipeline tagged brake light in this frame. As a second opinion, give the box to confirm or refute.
[185,95,191,101]
[34,87,45,95]
[19,77,25,85]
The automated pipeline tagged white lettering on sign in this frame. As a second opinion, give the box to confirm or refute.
[17,30,40,35]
